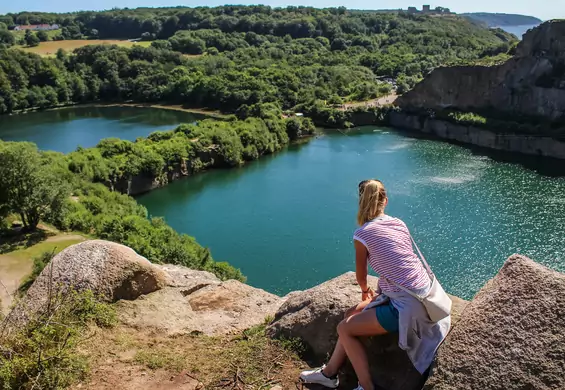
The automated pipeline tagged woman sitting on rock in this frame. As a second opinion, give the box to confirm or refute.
[300,179,451,390]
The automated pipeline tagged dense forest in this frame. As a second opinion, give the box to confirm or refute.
[0,6,517,115]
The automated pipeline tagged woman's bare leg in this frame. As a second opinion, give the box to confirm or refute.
[337,309,387,390]
[323,300,373,377]
[323,339,346,376]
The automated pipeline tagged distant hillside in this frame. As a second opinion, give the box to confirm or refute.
[462,13,542,27]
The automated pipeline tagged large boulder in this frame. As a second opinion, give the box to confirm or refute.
[424,255,565,390]
[117,270,284,335]
[10,240,169,322]
[268,272,467,390]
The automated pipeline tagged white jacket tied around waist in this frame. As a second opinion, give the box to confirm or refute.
[385,290,451,374]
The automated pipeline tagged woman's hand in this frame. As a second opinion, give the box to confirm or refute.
[362,287,375,302]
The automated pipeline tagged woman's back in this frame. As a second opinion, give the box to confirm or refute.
[354,215,430,293]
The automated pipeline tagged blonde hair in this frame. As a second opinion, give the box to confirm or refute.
[357,179,387,226]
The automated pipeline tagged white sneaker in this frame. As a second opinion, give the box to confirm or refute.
[299,365,339,388]
[352,385,365,390]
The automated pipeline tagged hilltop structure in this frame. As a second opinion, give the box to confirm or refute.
[407,5,453,15]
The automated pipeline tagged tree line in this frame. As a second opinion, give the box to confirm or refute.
[0,8,516,115]
[1,6,516,44]
[0,43,392,114]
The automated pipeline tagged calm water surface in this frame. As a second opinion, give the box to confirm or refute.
[0,106,204,153]
[138,127,565,299]
[499,24,540,39]
[3,108,563,300]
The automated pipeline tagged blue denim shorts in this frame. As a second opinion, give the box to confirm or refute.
[375,301,399,333]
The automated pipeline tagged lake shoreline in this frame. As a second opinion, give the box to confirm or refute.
[388,112,565,160]
[92,103,228,119]
[2,101,227,119]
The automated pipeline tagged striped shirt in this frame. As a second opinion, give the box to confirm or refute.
[353,215,430,293]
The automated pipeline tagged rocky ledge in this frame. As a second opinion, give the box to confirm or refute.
[8,240,565,389]
[397,20,565,121]
[389,112,565,159]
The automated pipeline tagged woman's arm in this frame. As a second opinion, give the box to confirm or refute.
[354,239,373,301]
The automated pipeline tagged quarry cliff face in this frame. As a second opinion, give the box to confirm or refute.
[397,20,565,121]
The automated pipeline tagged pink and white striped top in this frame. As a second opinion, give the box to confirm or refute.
[353,215,430,293]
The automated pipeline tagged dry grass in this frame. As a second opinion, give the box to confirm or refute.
[16,40,151,56]
[76,323,307,390]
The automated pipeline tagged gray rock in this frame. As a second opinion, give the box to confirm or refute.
[10,240,168,323]
[157,263,220,288]
[424,255,565,390]
[117,278,284,336]
[268,272,468,390]
[397,21,565,121]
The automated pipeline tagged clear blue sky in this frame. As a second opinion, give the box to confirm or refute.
[0,0,561,21]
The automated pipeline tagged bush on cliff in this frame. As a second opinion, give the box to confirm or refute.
[50,181,245,282]
[422,108,565,138]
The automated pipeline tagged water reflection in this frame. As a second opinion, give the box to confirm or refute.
[0,106,207,153]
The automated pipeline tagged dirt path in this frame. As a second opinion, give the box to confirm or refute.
[0,234,85,313]
[0,254,32,313]
[341,93,398,110]
[73,325,305,390]
[45,234,86,243]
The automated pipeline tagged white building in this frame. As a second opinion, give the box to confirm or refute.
[14,24,60,31]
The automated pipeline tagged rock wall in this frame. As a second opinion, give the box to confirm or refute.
[114,149,218,196]
[390,112,565,159]
[397,20,565,121]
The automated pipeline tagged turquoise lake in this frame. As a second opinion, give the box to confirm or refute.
[0,106,203,153]
[137,127,565,300]
[1,107,564,300]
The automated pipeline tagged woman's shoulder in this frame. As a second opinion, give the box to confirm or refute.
[355,215,395,234]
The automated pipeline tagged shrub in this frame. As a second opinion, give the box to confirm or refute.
[0,288,116,389]
[448,111,488,125]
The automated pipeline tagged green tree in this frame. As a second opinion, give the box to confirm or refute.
[0,142,68,230]
[24,30,40,47]
[36,30,49,42]
[0,30,15,46]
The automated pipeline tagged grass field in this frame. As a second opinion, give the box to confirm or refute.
[10,29,61,41]
[0,230,85,313]
[16,39,152,56]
